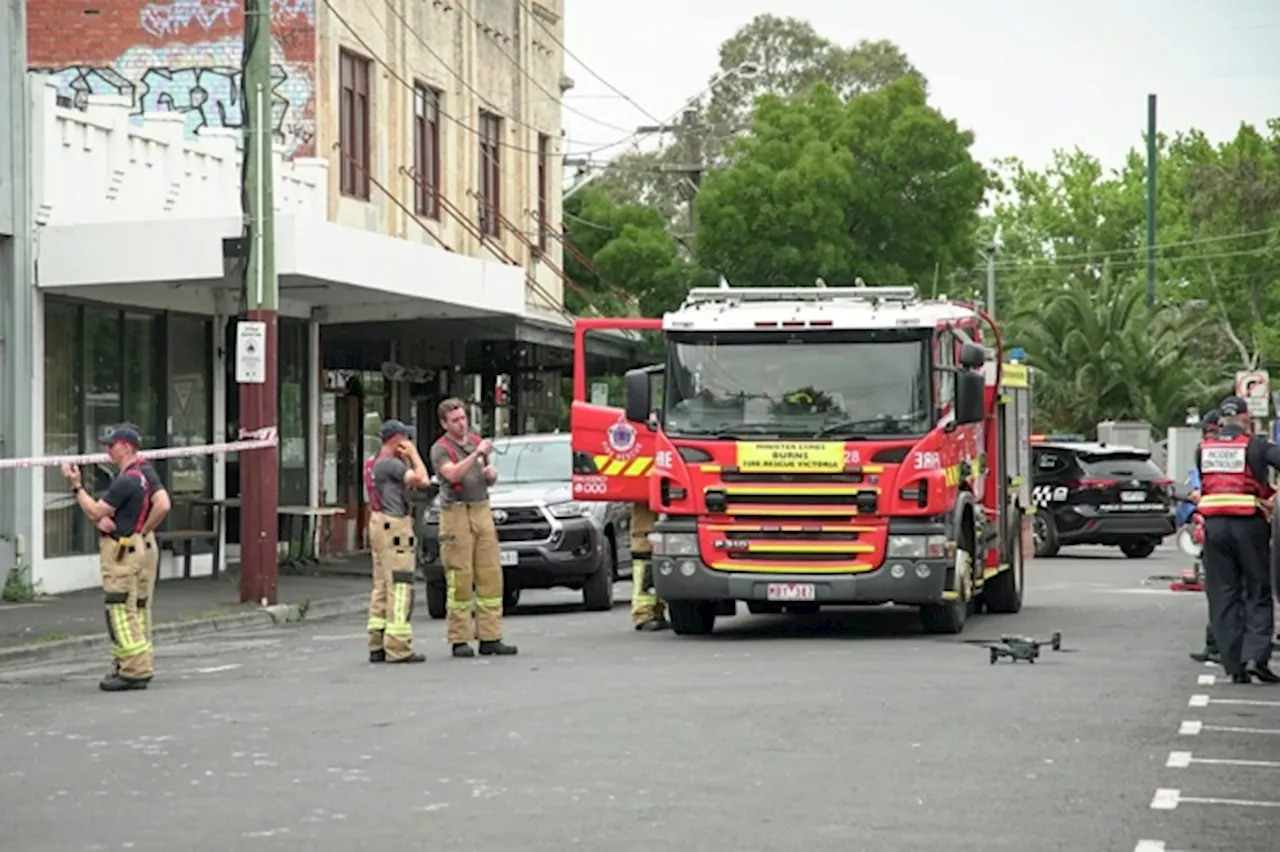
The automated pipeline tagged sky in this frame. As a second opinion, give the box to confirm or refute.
[559,0,1280,173]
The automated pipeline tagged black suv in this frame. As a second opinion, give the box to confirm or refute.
[1031,441,1175,558]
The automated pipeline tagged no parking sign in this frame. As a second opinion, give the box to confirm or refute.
[1235,370,1271,418]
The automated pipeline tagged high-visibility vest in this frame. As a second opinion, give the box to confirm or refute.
[433,434,482,496]
[1198,433,1272,517]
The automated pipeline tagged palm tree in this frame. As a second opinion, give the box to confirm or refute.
[1008,264,1212,434]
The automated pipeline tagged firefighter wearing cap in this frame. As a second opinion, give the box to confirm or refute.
[428,398,518,657]
[1187,409,1220,664]
[60,425,155,691]
[1196,395,1280,684]
[363,418,430,664]
[630,503,669,631]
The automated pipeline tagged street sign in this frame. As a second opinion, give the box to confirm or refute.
[1235,369,1270,418]
[235,320,267,384]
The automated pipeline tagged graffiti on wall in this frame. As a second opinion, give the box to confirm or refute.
[32,0,316,157]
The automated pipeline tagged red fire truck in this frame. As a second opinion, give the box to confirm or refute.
[570,284,1034,635]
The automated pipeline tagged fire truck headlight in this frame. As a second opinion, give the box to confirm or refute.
[679,560,698,577]
[887,535,948,558]
[652,533,698,556]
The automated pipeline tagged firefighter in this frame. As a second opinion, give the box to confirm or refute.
[429,398,518,657]
[364,419,429,664]
[1188,408,1220,664]
[630,503,669,631]
[1197,395,1280,684]
[60,425,154,691]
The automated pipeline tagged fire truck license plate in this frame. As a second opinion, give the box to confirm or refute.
[766,583,815,602]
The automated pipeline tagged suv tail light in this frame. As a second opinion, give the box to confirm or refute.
[1072,478,1115,488]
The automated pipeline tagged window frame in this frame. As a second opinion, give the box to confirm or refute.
[412,82,441,219]
[339,49,372,200]
[535,133,550,253]
[477,110,503,237]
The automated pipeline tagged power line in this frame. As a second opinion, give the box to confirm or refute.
[329,0,585,156]
[996,245,1277,275]
[519,1,664,126]
[986,227,1280,271]
[440,0,638,135]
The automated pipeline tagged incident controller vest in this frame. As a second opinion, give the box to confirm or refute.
[433,434,484,496]
[1197,432,1273,517]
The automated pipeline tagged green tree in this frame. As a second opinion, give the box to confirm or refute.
[694,77,988,287]
[592,15,920,221]
[562,185,709,318]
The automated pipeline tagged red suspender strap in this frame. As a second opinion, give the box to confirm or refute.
[123,463,152,535]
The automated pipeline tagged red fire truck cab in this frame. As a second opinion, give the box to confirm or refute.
[570,284,1034,636]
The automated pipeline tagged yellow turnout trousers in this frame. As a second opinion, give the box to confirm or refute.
[366,512,418,660]
[99,536,153,680]
[630,503,664,626]
[139,532,159,641]
[439,501,504,644]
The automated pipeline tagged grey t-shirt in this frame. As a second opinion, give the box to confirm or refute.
[429,436,490,505]
[372,456,411,517]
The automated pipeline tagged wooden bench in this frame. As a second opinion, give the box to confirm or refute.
[155,529,220,580]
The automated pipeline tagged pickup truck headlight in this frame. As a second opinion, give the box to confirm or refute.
[548,501,589,519]
[887,534,948,559]
[650,532,697,556]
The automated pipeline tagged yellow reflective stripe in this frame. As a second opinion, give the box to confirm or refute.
[623,456,653,476]
[943,466,960,486]
[476,595,502,610]
[1200,494,1262,507]
[445,572,470,610]
[745,542,874,554]
[384,624,412,636]
[633,593,657,605]
[390,584,410,625]
[719,485,876,496]
[367,618,387,631]
[601,458,626,475]
[594,455,653,476]
[593,454,610,471]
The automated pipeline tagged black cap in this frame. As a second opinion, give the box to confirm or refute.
[1219,395,1249,418]
[98,425,142,448]
[1200,408,1220,430]
[379,419,415,442]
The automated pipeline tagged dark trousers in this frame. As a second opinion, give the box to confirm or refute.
[1203,515,1273,674]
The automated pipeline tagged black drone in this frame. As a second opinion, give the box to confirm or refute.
[970,632,1065,664]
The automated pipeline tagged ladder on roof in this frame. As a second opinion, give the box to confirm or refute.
[683,284,919,307]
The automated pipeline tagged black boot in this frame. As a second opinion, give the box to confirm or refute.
[369,650,386,663]
[387,652,426,664]
[478,639,518,656]
[636,618,670,632]
[451,643,475,658]
[99,674,149,692]
[1245,660,1280,683]
[1190,650,1221,664]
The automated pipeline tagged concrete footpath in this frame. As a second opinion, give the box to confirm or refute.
[0,556,374,668]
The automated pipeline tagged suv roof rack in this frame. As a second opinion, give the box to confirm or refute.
[683,285,919,307]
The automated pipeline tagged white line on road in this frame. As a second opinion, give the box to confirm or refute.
[1188,693,1280,708]
[1167,750,1280,769]
[193,664,242,674]
[1197,674,1216,685]
[310,633,367,642]
[1179,720,1280,736]
[1135,841,1189,852]
[1151,788,1280,810]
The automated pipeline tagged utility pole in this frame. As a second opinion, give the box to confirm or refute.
[984,244,997,322]
[1145,93,1158,308]
[237,0,279,605]
[633,109,705,254]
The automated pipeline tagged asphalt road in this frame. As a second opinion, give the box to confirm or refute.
[1,545,1277,852]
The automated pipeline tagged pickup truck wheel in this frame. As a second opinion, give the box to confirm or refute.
[425,580,447,620]
[669,600,716,635]
[503,585,521,614]
[582,549,615,612]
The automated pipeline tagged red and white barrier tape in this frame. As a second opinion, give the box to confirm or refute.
[0,427,279,470]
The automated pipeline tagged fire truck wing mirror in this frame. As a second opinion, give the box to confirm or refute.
[955,370,986,425]
[624,369,653,424]
[959,342,986,369]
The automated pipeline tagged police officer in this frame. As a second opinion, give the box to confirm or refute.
[1197,395,1280,684]
[630,503,669,631]
[1188,409,1221,664]
[429,398,517,658]
[364,419,429,664]
[61,425,155,691]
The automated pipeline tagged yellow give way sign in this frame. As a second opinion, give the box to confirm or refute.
[737,442,845,473]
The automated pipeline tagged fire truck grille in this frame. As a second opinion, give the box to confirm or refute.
[725,492,864,506]
[707,525,877,570]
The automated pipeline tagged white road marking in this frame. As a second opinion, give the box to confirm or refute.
[1152,788,1280,810]
[1189,694,1280,708]
[1180,720,1280,736]
[1135,841,1190,852]
[1151,789,1180,810]
[1166,750,1280,770]
[1197,674,1216,685]
[193,664,242,674]
[310,633,367,642]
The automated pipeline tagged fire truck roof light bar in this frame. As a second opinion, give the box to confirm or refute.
[683,286,920,306]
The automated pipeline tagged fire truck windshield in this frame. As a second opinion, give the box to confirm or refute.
[663,332,932,439]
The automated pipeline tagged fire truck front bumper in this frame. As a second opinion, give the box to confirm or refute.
[649,521,952,606]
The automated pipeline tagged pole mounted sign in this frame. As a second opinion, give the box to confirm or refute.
[1235,370,1270,418]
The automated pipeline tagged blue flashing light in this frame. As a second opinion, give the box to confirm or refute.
[1008,346,1027,363]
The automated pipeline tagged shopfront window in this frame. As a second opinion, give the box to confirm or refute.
[279,317,310,505]
[42,297,208,558]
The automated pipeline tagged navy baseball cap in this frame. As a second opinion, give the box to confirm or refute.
[1200,408,1220,430]
[379,419,415,441]
[1218,395,1249,417]
[98,425,141,448]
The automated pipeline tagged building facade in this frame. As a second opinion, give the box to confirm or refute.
[6,0,600,594]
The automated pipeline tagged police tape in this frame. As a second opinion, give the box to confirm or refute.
[0,427,279,470]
